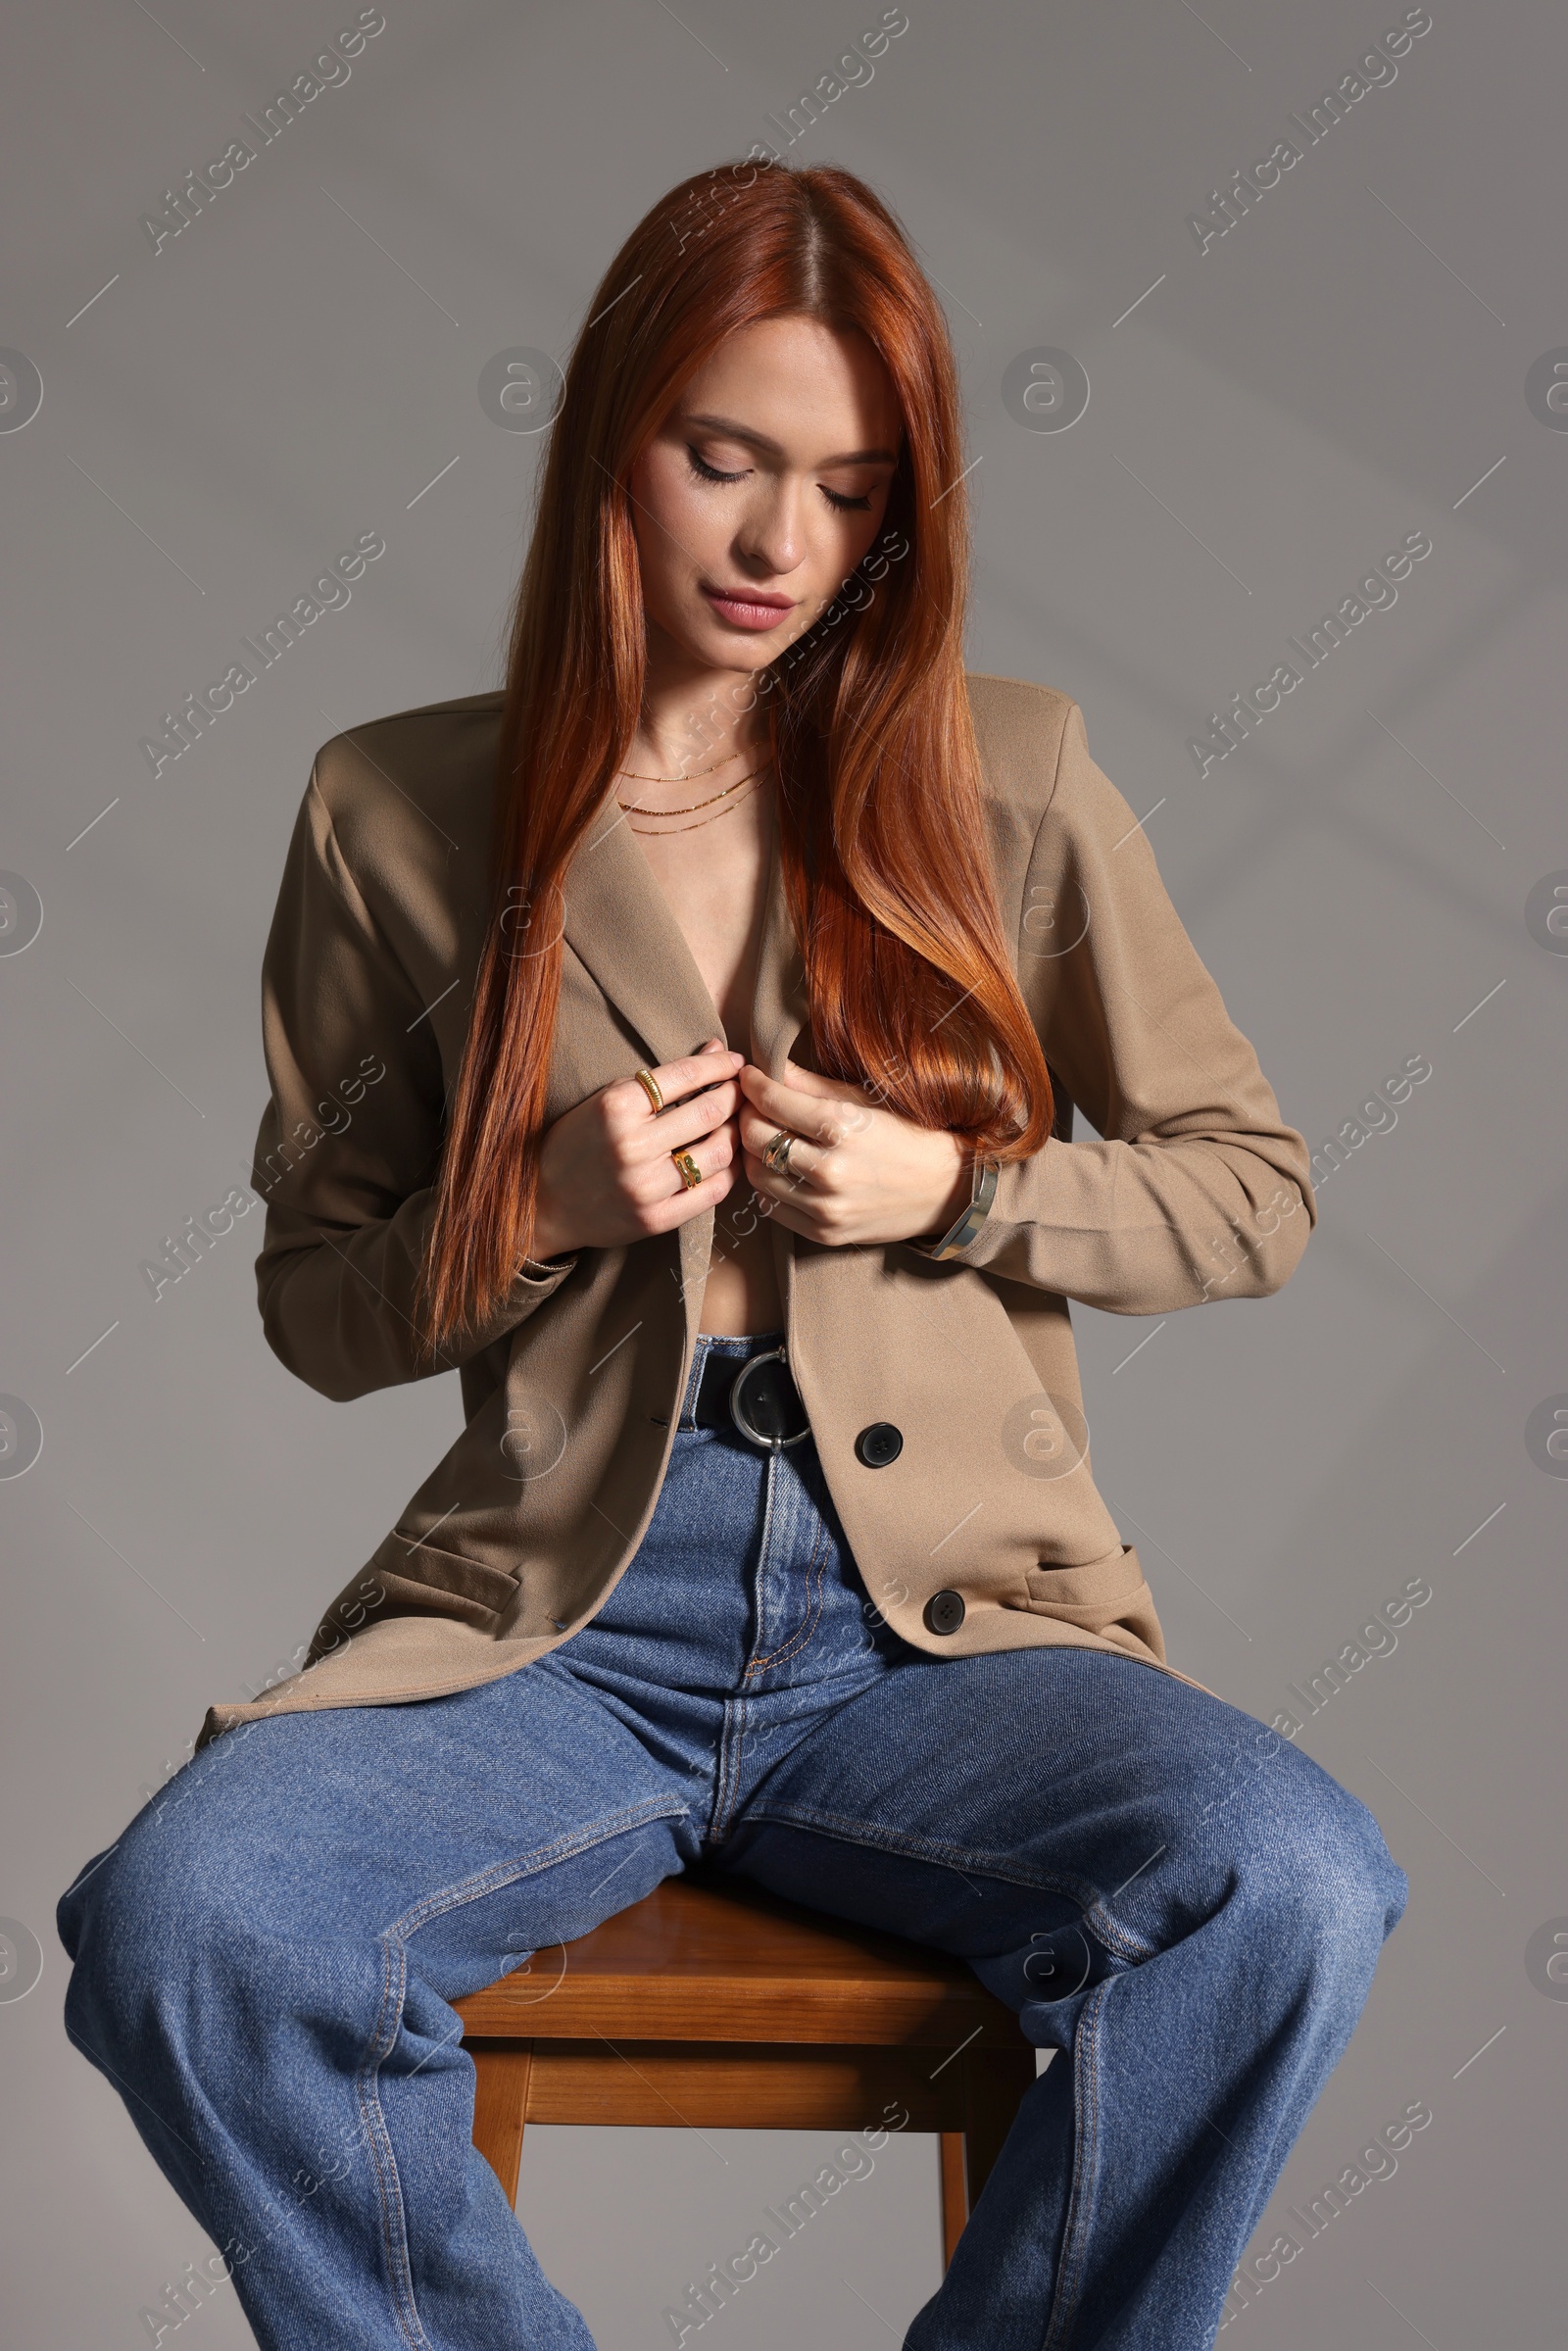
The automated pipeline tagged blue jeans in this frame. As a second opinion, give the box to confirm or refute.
[58,1329,1406,2350]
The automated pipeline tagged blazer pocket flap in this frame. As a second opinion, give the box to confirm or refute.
[1023,1543,1150,1628]
[370,1532,519,1619]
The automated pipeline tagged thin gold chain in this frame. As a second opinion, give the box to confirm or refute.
[615,762,767,818]
[625,772,770,835]
[616,738,764,784]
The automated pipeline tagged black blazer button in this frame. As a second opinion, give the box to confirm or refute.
[855,1422,904,1468]
[924,1589,966,1636]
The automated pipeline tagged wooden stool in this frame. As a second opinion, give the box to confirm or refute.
[455,1869,1036,2268]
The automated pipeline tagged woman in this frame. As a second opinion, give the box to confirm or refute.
[59,161,1405,2351]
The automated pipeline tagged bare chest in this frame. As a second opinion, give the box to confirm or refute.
[626,791,775,1049]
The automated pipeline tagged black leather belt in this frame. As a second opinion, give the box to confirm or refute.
[692,1347,811,1450]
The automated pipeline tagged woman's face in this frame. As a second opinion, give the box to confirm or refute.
[627,313,903,677]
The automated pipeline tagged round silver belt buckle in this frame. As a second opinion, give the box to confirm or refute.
[727,1347,810,1450]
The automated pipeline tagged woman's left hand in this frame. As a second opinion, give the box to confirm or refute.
[736,1057,971,1249]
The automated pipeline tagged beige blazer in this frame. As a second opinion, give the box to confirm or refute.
[199,674,1315,1744]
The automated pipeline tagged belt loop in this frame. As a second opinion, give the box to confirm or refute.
[679,1333,713,1432]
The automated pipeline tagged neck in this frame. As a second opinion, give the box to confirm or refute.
[625,625,772,778]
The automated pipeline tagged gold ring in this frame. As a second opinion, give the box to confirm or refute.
[634,1068,664,1114]
[762,1128,797,1175]
[671,1150,703,1191]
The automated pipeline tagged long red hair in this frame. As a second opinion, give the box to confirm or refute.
[416,159,1054,1354]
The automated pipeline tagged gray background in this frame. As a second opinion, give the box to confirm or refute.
[3,1,1564,2344]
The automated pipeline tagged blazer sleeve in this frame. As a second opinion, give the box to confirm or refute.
[947,699,1316,1312]
[250,765,576,1401]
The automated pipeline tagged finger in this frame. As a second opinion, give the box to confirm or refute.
[610,1049,741,1143]
[627,1085,739,1165]
[736,1102,825,1180]
[752,1054,876,1119]
[777,1055,868,1104]
[639,1135,736,1228]
[647,1045,746,1107]
[737,1173,818,1244]
[738,1064,850,1148]
[741,1138,820,1214]
[643,1166,737,1235]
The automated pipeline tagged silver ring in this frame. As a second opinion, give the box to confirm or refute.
[762,1128,797,1175]
[727,1347,811,1451]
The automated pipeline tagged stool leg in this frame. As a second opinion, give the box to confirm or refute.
[961,2046,1037,2212]
[468,2038,533,2207]
[938,2132,969,2267]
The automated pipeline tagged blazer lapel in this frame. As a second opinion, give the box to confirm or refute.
[749,811,808,1328]
[561,802,724,1066]
[748,807,808,1080]
[561,793,810,1348]
[561,796,809,1081]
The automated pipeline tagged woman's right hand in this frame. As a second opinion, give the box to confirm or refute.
[529,1037,744,1260]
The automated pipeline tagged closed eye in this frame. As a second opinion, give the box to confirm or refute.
[686,447,745,487]
[685,446,873,513]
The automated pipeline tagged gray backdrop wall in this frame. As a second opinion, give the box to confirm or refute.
[3,2,1564,2345]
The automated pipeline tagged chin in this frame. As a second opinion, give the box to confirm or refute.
[683,617,785,670]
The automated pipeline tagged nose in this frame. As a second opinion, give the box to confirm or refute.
[734,476,810,580]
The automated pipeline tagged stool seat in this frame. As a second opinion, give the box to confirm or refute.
[455,1868,1035,2268]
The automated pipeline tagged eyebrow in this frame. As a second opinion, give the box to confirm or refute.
[681,410,900,466]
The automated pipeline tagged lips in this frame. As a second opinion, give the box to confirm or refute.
[701,583,797,632]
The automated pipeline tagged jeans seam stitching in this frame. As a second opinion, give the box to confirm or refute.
[1041,1975,1111,2349]
[376,1797,687,1944]
[746,1445,780,1670]
[349,1792,691,2346]
[711,1695,748,1844]
[739,1802,1102,1912]
[1081,1904,1158,1964]
[747,1490,830,1676]
[355,1931,427,2349]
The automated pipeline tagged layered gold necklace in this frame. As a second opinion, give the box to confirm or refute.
[615,740,773,835]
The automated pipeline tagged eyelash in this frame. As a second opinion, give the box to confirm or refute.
[685,446,873,513]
